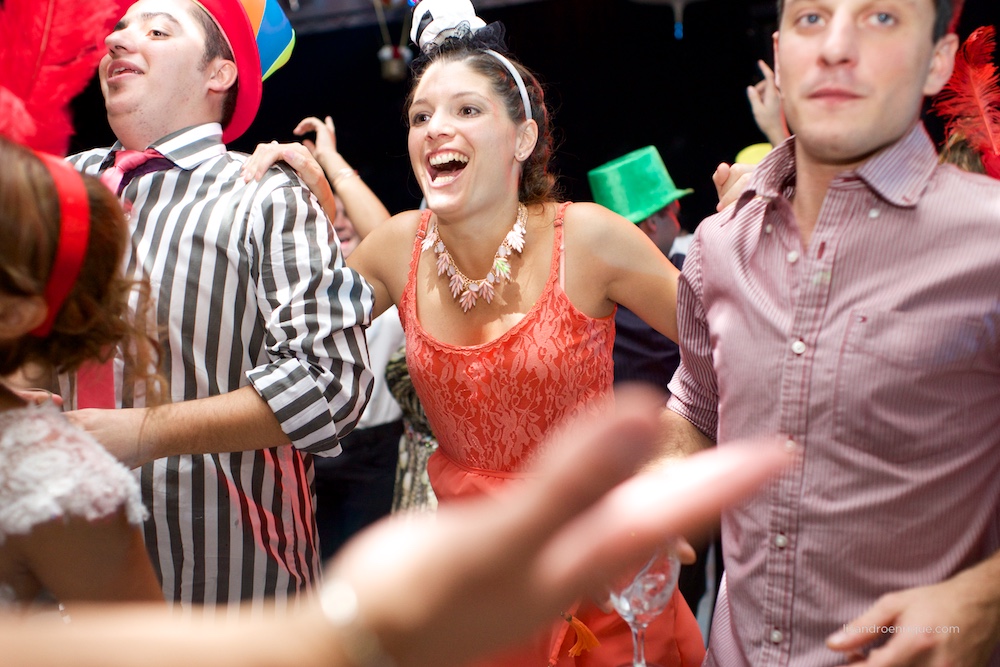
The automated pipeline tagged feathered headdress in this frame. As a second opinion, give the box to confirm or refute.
[0,0,129,156]
[930,25,1000,179]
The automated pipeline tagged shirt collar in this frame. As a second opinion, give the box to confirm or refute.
[854,123,939,207]
[730,138,797,219]
[100,123,227,172]
[730,123,940,219]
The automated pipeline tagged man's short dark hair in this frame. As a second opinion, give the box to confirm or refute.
[188,2,239,128]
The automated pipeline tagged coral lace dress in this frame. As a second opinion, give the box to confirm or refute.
[399,203,704,667]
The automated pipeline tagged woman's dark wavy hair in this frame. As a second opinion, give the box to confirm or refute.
[0,137,164,399]
[406,23,561,205]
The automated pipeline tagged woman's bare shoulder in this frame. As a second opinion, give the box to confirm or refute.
[367,209,423,243]
[561,201,635,243]
[349,209,425,288]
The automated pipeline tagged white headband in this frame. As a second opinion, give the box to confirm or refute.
[483,49,533,122]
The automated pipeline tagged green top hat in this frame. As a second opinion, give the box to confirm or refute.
[588,146,692,223]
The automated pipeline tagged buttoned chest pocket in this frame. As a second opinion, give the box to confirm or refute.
[833,310,985,460]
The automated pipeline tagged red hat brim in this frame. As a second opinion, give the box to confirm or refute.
[193,0,263,143]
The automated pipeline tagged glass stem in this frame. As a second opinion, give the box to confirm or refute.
[631,622,648,667]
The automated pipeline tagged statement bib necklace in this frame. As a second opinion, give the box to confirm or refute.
[422,203,528,312]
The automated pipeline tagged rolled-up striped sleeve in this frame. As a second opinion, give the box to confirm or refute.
[246,170,374,455]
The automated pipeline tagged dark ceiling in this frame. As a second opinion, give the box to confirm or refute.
[277,0,538,35]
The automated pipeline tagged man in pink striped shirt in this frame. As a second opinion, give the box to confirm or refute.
[664,0,1000,665]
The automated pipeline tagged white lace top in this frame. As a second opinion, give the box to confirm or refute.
[0,404,146,606]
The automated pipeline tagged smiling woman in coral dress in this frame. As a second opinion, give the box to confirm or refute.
[243,0,699,663]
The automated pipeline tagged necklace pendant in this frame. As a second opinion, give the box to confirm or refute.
[436,250,452,277]
[459,289,478,312]
[449,273,464,299]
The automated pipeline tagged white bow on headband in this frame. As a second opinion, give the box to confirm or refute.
[409,0,533,122]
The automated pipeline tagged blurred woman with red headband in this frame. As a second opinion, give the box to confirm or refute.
[0,136,165,611]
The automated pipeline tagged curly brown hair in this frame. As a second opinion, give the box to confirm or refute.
[406,39,561,206]
[0,138,164,399]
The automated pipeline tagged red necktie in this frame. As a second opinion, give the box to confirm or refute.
[100,148,170,196]
[76,358,116,409]
[79,148,168,409]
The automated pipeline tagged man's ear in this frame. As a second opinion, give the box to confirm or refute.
[515,119,539,163]
[207,58,238,94]
[637,218,657,240]
[923,33,960,97]
[772,30,781,91]
[0,295,48,341]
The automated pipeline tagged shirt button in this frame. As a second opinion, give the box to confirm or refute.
[791,340,806,355]
[786,250,800,264]
[764,223,774,234]
[770,629,784,644]
[774,534,789,549]
[784,437,797,451]
[869,208,880,219]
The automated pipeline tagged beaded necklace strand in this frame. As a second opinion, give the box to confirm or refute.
[422,203,528,312]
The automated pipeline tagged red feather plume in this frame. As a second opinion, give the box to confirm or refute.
[0,0,131,155]
[931,26,1000,179]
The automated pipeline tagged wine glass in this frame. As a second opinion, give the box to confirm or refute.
[608,542,682,667]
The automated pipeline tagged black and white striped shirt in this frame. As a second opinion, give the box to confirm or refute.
[69,123,374,613]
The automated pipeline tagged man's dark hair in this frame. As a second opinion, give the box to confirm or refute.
[189,3,239,128]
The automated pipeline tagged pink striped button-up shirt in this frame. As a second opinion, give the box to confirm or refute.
[668,124,1000,667]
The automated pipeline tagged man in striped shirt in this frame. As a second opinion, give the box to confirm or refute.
[664,0,1000,665]
[66,0,374,613]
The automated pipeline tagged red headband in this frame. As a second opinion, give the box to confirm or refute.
[29,153,91,337]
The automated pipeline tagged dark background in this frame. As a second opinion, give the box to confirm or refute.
[70,0,1000,230]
